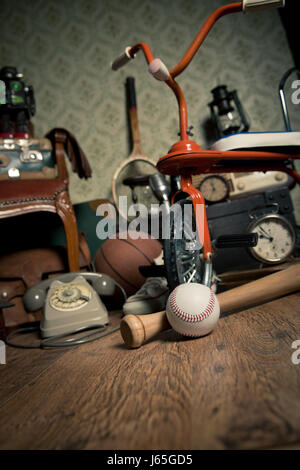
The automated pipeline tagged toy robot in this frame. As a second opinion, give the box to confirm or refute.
[0,66,35,138]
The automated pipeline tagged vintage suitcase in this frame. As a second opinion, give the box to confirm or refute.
[0,137,56,180]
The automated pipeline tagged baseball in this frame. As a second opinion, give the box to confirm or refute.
[166,283,220,337]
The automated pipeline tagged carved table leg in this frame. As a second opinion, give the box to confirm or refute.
[55,191,80,272]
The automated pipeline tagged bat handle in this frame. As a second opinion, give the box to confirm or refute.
[120,310,170,348]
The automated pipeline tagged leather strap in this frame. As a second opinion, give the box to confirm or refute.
[45,128,92,179]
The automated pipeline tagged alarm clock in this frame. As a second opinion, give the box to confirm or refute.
[198,175,230,203]
[247,213,296,264]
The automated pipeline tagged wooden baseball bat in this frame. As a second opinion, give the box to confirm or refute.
[120,262,300,348]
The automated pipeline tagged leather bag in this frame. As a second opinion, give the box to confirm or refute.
[0,232,92,331]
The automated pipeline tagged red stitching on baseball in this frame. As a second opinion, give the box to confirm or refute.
[169,286,215,323]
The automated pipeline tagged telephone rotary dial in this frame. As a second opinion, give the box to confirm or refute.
[49,282,92,311]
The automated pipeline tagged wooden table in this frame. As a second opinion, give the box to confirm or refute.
[0,292,300,450]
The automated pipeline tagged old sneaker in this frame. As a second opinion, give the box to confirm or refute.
[123,277,169,315]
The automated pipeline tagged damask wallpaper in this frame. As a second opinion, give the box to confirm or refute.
[1,0,299,211]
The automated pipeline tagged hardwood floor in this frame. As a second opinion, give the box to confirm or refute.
[0,293,300,450]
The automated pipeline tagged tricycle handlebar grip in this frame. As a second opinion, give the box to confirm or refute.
[148,59,170,81]
[243,0,285,12]
[111,47,133,71]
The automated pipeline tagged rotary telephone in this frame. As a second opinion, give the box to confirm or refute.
[24,272,121,338]
[5,272,126,348]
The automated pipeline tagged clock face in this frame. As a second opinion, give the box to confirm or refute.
[249,215,296,264]
[199,175,229,203]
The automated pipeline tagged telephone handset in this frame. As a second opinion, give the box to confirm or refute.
[23,272,125,339]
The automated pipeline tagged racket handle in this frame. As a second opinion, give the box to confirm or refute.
[126,77,137,109]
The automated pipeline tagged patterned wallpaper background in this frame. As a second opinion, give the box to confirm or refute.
[1,0,299,213]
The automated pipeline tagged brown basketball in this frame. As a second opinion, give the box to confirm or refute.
[94,231,162,298]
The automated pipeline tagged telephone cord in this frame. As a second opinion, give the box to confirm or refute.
[5,323,120,349]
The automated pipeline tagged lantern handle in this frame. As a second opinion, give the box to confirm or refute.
[278,67,300,132]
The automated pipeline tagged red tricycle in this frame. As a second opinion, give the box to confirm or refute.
[112,0,300,290]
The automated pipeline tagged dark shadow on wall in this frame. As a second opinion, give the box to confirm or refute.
[279,0,300,70]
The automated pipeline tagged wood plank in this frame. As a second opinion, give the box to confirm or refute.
[0,294,299,450]
[0,328,69,407]
[0,311,122,407]
[190,293,300,449]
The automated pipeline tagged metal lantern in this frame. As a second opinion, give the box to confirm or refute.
[208,85,249,140]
